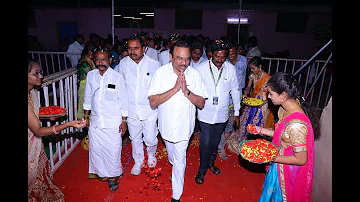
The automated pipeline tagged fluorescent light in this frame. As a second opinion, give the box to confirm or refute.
[140,13,154,15]
[123,16,142,20]
[146,14,154,17]
[113,14,121,17]
[227,18,248,24]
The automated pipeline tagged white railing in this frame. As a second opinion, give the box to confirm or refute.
[28,51,78,76]
[36,67,80,173]
[261,56,332,109]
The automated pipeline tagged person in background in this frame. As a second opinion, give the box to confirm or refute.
[227,56,274,155]
[237,44,245,56]
[66,34,85,67]
[246,36,261,58]
[205,44,212,60]
[148,40,208,202]
[250,72,320,202]
[83,47,128,192]
[77,44,96,120]
[110,43,121,69]
[137,31,159,61]
[195,39,240,184]
[114,35,161,175]
[28,60,86,201]
[158,33,181,66]
[217,39,247,160]
[190,41,207,69]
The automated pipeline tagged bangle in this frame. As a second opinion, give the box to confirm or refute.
[122,120,127,123]
[185,90,191,97]
[52,125,59,134]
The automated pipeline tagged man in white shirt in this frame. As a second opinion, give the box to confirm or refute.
[66,34,85,67]
[83,47,128,193]
[137,31,159,61]
[158,33,181,66]
[246,35,261,58]
[114,35,161,175]
[148,40,208,202]
[218,40,247,160]
[190,41,207,69]
[195,40,241,184]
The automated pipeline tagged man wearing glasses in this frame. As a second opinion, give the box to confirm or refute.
[194,40,241,185]
[148,40,208,202]
[83,47,128,192]
[114,35,161,175]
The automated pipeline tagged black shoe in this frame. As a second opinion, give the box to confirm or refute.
[171,198,180,202]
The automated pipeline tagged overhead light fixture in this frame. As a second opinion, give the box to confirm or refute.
[146,14,154,17]
[227,18,248,24]
[123,16,142,20]
[140,13,154,15]
[113,14,121,17]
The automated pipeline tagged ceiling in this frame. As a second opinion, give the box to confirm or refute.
[29,0,332,8]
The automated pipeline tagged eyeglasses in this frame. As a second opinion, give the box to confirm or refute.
[29,69,43,78]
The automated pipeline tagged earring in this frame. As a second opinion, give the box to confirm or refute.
[281,99,284,102]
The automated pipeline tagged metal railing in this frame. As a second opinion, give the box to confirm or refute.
[36,67,81,173]
[28,51,78,76]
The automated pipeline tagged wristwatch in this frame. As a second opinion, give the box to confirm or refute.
[184,90,191,97]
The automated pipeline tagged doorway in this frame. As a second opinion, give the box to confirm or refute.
[226,24,249,48]
[57,22,79,45]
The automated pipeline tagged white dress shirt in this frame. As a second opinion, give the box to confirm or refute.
[190,57,207,69]
[83,68,128,128]
[196,60,241,124]
[148,63,208,142]
[144,46,159,61]
[158,50,170,66]
[114,55,161,120]
[66,41,83,67]
[247,46,261,57]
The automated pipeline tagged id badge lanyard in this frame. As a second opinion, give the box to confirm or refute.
[209,61,223,105]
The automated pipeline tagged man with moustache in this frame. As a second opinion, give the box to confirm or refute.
[148,40,208,202]
[83,47,128,192]
[114,35,161,175]
[194,40,241,184]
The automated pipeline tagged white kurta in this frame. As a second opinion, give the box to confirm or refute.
[83,68,128,178]
[158,50,170,66]
[148,63,208,200]
[114,55,161,165]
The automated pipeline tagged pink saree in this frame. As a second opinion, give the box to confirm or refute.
[271,112,315,202]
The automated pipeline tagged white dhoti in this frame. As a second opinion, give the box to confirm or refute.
[164,139,189,200]
[127,114,158,165]
[88,125,123,178]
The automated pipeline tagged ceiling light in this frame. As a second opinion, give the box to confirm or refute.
[140,13,154,15]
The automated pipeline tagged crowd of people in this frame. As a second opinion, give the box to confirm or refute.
[28,30,320,202]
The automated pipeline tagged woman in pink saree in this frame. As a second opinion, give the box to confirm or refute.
[28,60,86,201]
[249,72,320,202]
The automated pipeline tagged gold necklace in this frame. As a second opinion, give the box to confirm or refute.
[277,102,297,124]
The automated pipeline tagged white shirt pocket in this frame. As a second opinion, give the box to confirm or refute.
[104,87,116,101]
[222,78,231,91]
[142,73,152,88]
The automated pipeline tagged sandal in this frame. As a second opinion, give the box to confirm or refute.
[108,180,119,192]
[195,172,205,184]
[209,165,221,175]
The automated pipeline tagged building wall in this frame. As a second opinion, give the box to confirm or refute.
[28,8,331,59]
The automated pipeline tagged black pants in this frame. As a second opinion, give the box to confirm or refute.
[198,121,226,174]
